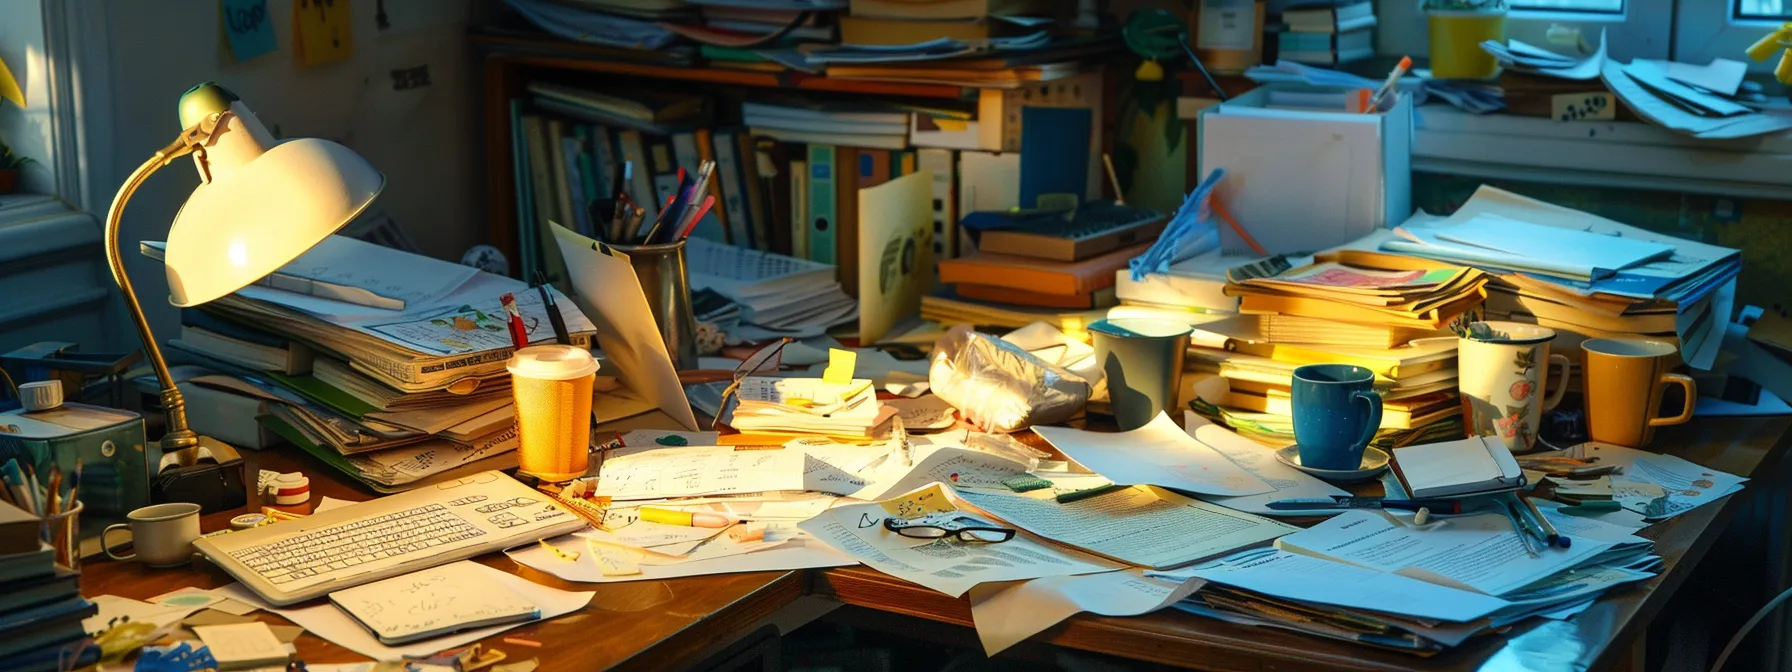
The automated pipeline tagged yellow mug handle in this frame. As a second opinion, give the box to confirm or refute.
[1648,373,1697,427]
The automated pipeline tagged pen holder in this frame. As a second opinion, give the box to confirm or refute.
[42,500,82,572]
[613,240,699,371]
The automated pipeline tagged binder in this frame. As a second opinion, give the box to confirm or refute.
[736,131,772,251]
[807,144,837,265]
[713,129,755,248]
[916,148,957,259]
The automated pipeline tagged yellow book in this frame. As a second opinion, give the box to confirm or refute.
[1236,289,1486,330]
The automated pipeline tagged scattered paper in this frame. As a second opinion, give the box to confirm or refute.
[967,569,1201,656]
[798,484,1121,597]
[553,224,700,430]
[215,562,593,660]
[511,535,854,582]
[1661,58,1747,97]
[596,446,806,500]
[84,595,201,637]
[1170,547,1511,623]
[1181,412,1348,515]
[957,485,1295,569]
[1566,442,1747,520]
[193,622,290,669]
[210,598,263,616]
[884,395,958,430]
[1033,412,1273,497]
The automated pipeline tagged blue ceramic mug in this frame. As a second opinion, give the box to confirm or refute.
[1291,364,1383,471]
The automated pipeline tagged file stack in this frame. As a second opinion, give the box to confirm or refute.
[144,236,597,492]
[1384,186,1740,372]
[720,377,896,439]
[0,502,96,672]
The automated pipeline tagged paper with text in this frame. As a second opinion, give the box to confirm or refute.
[595,446,806,500]
[510,535,854,583]
[1172,547,1511,622]
[1182,412,1348,514]
[327,562,539,644]
[957,486,1295,569]
[1033,412,1272,496]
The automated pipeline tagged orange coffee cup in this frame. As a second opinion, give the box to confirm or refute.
[508,345,599,482]
[1581,338,1695,448]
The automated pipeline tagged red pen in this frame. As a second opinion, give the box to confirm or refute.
[499,293,528,348]
[677,195,716,240]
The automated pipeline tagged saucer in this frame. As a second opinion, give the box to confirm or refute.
[1274,445,1391,483]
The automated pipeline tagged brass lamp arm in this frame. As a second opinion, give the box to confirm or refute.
[102,111,235,456]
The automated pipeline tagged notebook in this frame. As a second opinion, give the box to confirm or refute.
[328,561,541,645]
[192,622,290,670]
[1391,436,1527,499]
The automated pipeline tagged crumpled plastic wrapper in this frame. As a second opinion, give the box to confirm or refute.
[928,325,1091,432]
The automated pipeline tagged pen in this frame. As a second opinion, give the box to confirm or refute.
[1365,55,1413,113]
[533,272,572,346]
[677,195,716,241]
[1503,500,1544,558]
[0,459,23,511]
[1519,493,1570,548]
[639,507,734,528]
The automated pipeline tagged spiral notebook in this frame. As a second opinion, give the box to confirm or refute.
[328,562,541,645]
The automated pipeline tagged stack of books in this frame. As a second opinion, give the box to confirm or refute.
[145,236,597,492]
[840,0,1054,46]
[1271,0,1376,66]
[934,204,1166,317]
[1180,251,1486,448]
[1385,186,1741,373]
[721,377,896,439]
[0,502,96,672]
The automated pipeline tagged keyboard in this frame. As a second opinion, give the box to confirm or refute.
[196,471,586,606]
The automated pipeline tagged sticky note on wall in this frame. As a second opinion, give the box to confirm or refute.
[294,0,354,67]
[221,0,276,62]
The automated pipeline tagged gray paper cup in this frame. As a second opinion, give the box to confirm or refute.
[1090,318,1192,430]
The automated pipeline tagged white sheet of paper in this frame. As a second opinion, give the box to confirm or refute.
[845,444,1034,501]
[215,562,593,660]
[1661,58,1747,97]
[1033,412,1273,496]
[799,485,1122,597]
[596,446,807,500]
[1171,547,1511,622]
[884,395,958,430]
[192,622,290,668]
[83,595,200,636]
[1182,412,1348,515]
[1274,509,1619,596]
[967,569,1201,656]
[1565,442,1748,520]
[509,535,855,582]
[957,486,1295,569]
[553,223,699,430]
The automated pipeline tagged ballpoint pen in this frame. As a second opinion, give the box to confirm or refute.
[1504,500,1544,557]
[1519,493,1570,548]
[533,272,572,347]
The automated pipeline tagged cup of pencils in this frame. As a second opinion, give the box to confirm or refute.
[43,499,82,571]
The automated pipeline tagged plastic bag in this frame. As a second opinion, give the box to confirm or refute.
[928,325,1091,432]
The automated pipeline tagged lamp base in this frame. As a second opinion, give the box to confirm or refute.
[155,434,250,515]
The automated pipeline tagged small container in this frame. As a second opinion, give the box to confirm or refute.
[42,500,83,572]
[1429,6,1508,79]
[611,240,699,371]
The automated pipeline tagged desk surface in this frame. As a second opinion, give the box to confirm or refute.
[79,415,1791,671]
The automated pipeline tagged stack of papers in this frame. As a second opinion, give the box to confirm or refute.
[1385,186,1740,369]
[723,377,895,437]
[743,99,911,150]
[685,237,857,341]
[1480,36,1603,81]
[1223,251,1489,330]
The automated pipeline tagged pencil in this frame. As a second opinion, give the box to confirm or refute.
[23,464,40,516]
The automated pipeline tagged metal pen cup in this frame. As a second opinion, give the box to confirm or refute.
[612,240,699,370]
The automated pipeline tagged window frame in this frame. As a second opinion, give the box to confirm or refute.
[1675,0,1788,73]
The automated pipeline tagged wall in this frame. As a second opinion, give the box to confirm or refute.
[100,0,483,345]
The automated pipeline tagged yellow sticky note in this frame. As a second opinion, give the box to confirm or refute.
[878,483,956,518]
[0,56,23,108]
[822,349,856,386]
[293,0,353,67]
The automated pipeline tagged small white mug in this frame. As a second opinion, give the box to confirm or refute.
[102,502,201,567]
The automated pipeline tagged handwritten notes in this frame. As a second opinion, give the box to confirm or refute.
[595,447,805,500]
[192,622,290,669]
[221,0,277,62]
[294,0,353,66]
[327,562,539,645]
[958,486,1296,569]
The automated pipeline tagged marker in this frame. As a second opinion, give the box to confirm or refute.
[499,293,528,349]
[639,507,734,528]
[1365,55,1413,113]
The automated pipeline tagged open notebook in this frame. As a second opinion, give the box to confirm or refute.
[1391,435,1526,499]
[328,562,541,645]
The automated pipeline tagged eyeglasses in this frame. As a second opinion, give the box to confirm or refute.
[712,338,792,430]
[883,515,1016,543]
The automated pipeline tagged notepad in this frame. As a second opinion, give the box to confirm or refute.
[1392,435,1527,499]
[328,562,541,645]
[193,622,290,670]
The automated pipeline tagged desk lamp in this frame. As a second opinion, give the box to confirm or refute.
[106,82,383,463]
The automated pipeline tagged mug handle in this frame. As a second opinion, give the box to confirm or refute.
[101,524,135,561]
[1541,354,1573,411]
[1648,374,1698,427]
[1352,389,1383,449]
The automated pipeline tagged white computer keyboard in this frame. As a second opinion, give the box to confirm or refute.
[196,471,586,605]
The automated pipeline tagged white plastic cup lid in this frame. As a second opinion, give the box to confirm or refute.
[507,344,600,380]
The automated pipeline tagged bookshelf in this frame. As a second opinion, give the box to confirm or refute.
[474,35,1009,272]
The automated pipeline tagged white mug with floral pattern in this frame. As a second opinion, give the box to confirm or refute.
[1457,321,1571,453]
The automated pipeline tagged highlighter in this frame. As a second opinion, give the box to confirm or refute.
[639,507,733,528]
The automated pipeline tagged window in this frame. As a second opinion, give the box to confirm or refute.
[1377,0,1672,62]
[1736,0,1791,19]
[1510,0,1623,14]
[1676,0,1787,73]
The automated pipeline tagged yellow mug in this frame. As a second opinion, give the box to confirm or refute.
[1581,338,1695,448]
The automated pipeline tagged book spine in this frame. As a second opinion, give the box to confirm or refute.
[738,132,772,251]
[546,120,576,231]
[807,145,837,265]
[560,135,592,236]
[509,100,537,282]
[692,129,732,244]
[522,115,567,284]
[790,159,809,260]
[712,130,753,247]
[916,148,956,260]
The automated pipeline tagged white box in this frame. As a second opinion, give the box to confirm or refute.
[1197,86,1412,256]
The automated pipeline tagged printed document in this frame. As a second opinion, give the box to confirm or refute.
[1171,547,1511,622]
[1182,412,1348,515]
[1274,509,1620,596]
[595,446,807,500]
[798,484,1121,597]
[956,486,1295,569]
[1032,412,1272,497]
[967,569,1200,656]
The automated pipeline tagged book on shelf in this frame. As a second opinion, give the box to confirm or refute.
[839,15,1047,46]
[916,148,959,259]
[1276,27,1374,65]
[939,242,1149,296]
[1282,0,1376,33]
[954,283,1118,310]
[757,139,797,257]
[848,0,1054,20]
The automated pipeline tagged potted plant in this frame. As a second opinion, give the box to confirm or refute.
[0,140,32,195]
[1427,0,1508,80]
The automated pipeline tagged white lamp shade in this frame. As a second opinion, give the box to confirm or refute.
[164,137,384,307]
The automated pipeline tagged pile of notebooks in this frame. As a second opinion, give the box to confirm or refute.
[1268,0,1377,67]
[720,377,895,439]
[0,502,96,672]
[1386,186,1740,372]
[146,236,597,492]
